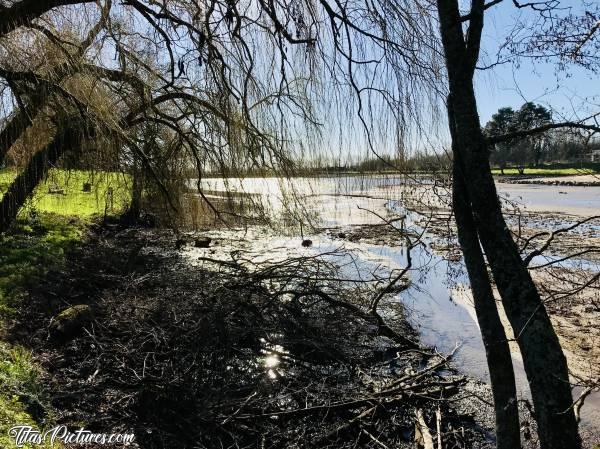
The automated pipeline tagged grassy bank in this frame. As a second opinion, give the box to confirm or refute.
[0,168,131,217]
[0,216,83,448]
[491,164,599,176]
[0,342,55,448]
[0,169,131,448]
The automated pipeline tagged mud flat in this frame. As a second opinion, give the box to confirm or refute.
[499,174,600,187]
[393,188,599,436]
[199,177,600,436]
[8,223,496,449]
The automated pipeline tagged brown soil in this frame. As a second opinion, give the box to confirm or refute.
[500,174,600,187]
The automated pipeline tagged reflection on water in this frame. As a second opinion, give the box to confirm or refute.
[265,355,279,379]
[259,339,287,380]
[190,174,600,429]
[319,191,599,429]
[498,183,600,216]
[264,354,280,368]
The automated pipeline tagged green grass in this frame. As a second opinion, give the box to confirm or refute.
[0,215,84,316]
[0,342,60,449]
[0,215,85,448]
[0,168,131,218]
[491,167,598,176]
[491,163,599,176]
[0,168,131,448]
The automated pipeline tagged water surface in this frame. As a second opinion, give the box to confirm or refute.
[194,174,600,428]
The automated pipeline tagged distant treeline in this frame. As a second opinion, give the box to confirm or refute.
[195,152,452,177]
[484,102,600,172]
[308,152,452,174]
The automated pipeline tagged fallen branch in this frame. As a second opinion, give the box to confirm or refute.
[415,408,434,449]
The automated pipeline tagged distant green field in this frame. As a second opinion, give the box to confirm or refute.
[491,167,598,176]
[0,168,131,218]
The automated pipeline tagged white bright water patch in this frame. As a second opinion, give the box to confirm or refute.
[498,183,600,216]
[264,355,280,369]
[258,339,288,380]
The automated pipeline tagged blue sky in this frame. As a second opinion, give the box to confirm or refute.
[475,0,599,124]
[476,63,599,123]
[336,0,600,161]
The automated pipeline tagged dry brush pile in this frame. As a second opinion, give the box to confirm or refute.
[9,223,490,449]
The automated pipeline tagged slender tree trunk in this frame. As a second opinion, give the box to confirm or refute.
[122,153,144,223]
[451,84,580,449]
[448,97,521,449]
[436,1,581,448]
[130,164,143,220]
[0,126,80,232]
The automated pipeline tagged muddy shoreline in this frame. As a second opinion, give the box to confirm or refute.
[7,222,498,449]
[403,195,600,381]
[4,175,599,448]
[497,174,600,187]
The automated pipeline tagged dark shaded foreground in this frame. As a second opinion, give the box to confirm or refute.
[9,223,492,449]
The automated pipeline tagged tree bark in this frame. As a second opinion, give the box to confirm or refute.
[0,126,80,232]
[0,81,54,167]
[121,152,144,223]
[0,107,33,166]
[0,0,95,38]
[448,97,521,449]
[436,1,581,448]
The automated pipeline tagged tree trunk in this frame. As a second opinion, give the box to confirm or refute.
[449,97,521,449]
[0,0,96,38]
[1,82,64,166]
[0,107,32,166]
[0,126,80,232]
[436,1,581,448]
[452,85,580,449]
[121,153,144,223]
[453,168,521,449]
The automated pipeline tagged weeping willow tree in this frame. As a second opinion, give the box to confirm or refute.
[0,0,445,230]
